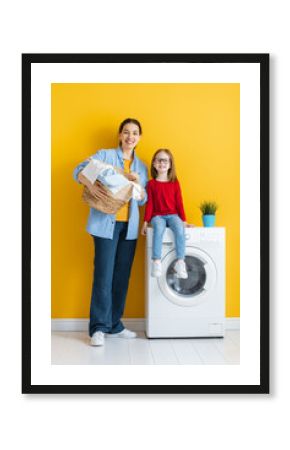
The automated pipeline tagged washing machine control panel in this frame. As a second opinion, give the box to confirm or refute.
[146,227,225,247]
[184,228,225,244]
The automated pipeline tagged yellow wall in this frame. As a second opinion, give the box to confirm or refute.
[51,83,240,319]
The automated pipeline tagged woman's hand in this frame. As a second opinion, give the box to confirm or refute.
[78,172,106,198]
[141,222,148,236]
[87,183,105,198]
[126,172,139,182]
[139,188,146,200]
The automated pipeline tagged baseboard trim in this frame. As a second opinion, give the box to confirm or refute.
[51,317,240,332]
[225,318,240,330]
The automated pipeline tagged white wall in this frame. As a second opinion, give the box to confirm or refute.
[1,1,286,450]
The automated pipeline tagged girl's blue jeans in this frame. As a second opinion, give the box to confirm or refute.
[151,214,185,260]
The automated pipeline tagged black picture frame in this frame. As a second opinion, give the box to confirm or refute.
[22,53,269,394]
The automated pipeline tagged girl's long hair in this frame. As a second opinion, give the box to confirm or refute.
[150,149,177,182]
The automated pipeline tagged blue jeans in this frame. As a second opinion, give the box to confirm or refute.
[89,222,137,337]
[151,214,185,260]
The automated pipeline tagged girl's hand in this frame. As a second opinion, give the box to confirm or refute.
[141,222,148,236]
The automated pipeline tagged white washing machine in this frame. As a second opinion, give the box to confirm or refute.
[145,227,225,338]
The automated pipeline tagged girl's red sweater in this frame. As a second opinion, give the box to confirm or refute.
[144,178,186,223]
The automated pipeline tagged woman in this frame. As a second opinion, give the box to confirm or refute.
[73,118,148,346]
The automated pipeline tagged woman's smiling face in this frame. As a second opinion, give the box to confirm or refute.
[119,122,141,151]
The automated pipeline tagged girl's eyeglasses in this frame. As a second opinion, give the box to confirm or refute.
[154,158,170,164]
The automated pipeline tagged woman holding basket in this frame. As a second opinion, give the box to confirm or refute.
[74,118,148,346]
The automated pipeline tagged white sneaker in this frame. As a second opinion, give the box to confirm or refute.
[174,260,188,279]
[106,329,137,339]
[151,260,162,277]
[90,331,105,346]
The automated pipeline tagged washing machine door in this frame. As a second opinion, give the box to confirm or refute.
[158,247,217,307]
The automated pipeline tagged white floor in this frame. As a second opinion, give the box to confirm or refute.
[51,330,240,365]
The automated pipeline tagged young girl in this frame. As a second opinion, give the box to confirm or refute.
[141,149,188,278]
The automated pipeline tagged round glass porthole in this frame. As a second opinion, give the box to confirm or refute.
[157,247,217,307]
[166,255,207,297]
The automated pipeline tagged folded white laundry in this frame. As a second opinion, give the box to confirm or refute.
[81,158,143,200]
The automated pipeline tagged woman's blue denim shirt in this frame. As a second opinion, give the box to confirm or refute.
[73,147,148,240]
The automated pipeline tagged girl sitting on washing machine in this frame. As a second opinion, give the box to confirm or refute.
[141,148,191,278]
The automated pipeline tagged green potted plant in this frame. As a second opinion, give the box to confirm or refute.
[200,201,218,227]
